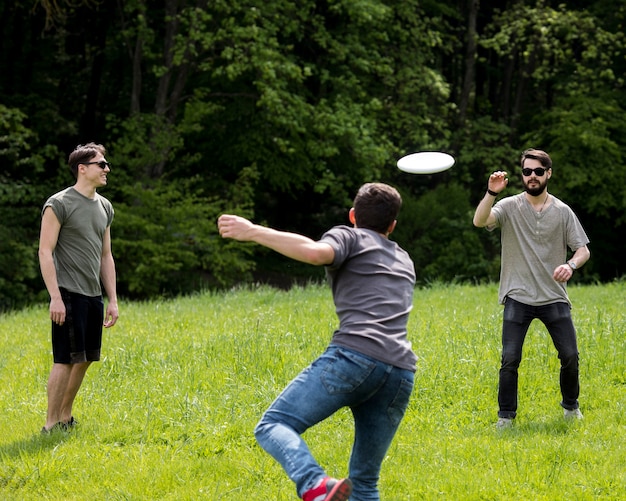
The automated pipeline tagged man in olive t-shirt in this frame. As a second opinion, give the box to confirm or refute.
[38,142,119,433]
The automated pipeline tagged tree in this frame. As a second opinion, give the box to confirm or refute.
[0,0,624,307]
[0,105,62,310]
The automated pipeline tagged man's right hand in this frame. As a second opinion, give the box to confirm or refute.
[50,296,66,325]
[488,171,509,194]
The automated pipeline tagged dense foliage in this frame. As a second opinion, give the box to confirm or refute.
[1,0,625,309]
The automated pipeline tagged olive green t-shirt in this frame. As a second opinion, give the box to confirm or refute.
[43,187,114,297]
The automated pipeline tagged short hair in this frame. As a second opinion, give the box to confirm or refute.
[353,183,402,233]
[520,148,552,170]
[68,142,106,179]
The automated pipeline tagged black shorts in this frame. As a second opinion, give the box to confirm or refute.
[52,289,104,364]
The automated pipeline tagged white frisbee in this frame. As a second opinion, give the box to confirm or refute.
[397,151,455,174]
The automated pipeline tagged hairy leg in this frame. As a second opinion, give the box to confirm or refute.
[45,361,91,429]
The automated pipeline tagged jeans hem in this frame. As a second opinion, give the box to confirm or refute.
[498,412,516,419]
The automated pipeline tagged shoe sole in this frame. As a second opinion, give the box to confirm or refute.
[326,478,352,501]
[41,422,66,434]
[41,417,78,434]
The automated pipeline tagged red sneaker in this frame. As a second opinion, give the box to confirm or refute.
[303,477,352,501]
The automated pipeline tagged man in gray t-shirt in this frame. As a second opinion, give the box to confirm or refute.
[218,183,415,501]
[473,148,590,429]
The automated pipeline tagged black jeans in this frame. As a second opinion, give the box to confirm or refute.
[498,298,580,418]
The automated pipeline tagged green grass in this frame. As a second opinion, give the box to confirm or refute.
[0,282,624,500]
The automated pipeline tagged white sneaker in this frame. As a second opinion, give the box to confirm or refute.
[564,408,583,420]
[496,417,513,429]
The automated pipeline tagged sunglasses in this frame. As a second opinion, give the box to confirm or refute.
[522,167,547,176]
[83,161,111,170]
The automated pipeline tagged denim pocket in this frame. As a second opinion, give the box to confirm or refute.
[387,378,413,427]
[321,349,376,394]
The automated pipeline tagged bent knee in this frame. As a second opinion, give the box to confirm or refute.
[500,352,522,368]
[559,351,579,367]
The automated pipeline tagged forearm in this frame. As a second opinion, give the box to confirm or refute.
[218,214,334,265]
[100,254,118,303]
[473,192,497,227]
[554,245,591,282]
[38,252,62,300]
[569,246,591,269]
[246,225,333,265]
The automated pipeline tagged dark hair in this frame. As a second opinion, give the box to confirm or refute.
[520,148,552,170]
[68,142,106,179]
[353,183,402,233]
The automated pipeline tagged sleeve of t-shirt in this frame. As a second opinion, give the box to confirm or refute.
[320,226,354,270]
[565,208,590,251]
[42,196,66,223]
[101,198,114,226]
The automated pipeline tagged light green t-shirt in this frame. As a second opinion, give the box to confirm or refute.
[489,193,589,306]
[43,187,114,297]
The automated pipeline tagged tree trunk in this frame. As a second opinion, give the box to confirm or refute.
[459,0,479,123]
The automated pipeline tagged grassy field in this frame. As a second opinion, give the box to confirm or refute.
[0,282,624,500]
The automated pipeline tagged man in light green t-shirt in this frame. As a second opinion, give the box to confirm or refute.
[473,148,590,429]
[38,142,119,433]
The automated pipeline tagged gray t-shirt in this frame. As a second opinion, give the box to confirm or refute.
[43,187,114,297]
[320,225,417,372]
[490,193,589,306]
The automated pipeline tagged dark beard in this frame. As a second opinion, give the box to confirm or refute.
[524,183,546,197]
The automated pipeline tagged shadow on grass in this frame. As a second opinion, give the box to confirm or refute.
[497,417,583,436]
[0,428,73,460]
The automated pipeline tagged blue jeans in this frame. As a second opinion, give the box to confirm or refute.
[254,345,414,501]
[498,298,580,419]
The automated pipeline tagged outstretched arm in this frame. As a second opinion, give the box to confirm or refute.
[218,214,335,266]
